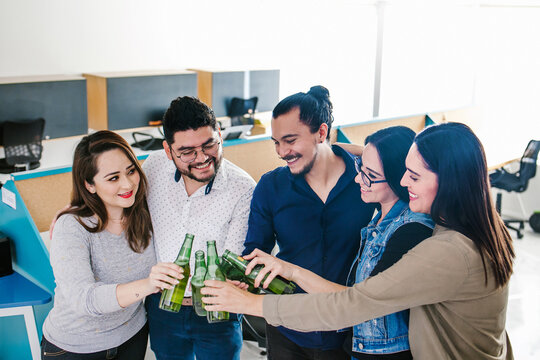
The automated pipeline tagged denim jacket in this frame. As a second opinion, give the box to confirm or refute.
[347,200,434,355]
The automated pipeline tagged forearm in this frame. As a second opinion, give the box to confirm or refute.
[291,265,347,293]
[262,238,468,332]
[116,278,155,308]
[334,142,364,156]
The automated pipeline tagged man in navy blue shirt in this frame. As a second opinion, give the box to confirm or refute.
[243,86,375,360]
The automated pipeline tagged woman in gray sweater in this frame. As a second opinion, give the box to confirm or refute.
[41,131,183,359]
[203,123,515,360]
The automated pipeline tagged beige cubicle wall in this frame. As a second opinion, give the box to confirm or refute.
[15,171,73,232]
[428,107,478,126]
[339,115,426,145]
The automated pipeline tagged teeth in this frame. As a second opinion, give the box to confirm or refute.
[409,192,418,199]
[194,161,211,169]
[286,157,298,163]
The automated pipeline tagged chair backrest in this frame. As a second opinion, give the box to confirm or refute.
[518,140,540,182]
[2,118,45,167]
[227,97,258,126]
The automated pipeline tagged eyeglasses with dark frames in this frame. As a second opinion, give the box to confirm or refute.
[169,139,221,163]
[354,156,387,188]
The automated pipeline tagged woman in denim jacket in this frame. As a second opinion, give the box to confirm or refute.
[343,126,433,359]
[234,126,434,359]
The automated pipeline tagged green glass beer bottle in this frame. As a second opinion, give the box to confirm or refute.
[218,257,260,294]
[158,233,194,312]
[221,249,296,294]
[191,250,207,316]
[205,240,229,323]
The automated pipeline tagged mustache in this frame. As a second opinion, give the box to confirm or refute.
[280,154,302,161]
[189,157,215,169]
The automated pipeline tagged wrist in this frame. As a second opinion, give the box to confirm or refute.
[290,265,301,283]
[247,294,264,317]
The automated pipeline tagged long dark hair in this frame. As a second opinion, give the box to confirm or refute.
[415,122,514,287]
[272,85,334,140]
[365,126,415,202]
[60,130,152,253]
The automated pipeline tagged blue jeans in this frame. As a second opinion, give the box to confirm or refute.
[145,293,242,360]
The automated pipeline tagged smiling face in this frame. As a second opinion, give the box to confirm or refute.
[400,144,439,214]
[271,107,326,176]
[164,126,223,183]
[356,143,399,207]
[85,148,140,219]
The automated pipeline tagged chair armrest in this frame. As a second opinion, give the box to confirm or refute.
[488,158,520,172]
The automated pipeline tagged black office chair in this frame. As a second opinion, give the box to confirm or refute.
[490,139,540,239]
[242,315,267,354]
[0,118,45,174]
[227,97,258,126]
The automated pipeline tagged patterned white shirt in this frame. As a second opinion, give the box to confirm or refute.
[142,150,255,295]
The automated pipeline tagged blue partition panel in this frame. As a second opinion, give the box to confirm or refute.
[0,180,54,291]
[0,179,55,360]
[336,127,352,143]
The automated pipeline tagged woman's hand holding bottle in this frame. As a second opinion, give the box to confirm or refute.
[243,248,297,290]
[147,262,184,293]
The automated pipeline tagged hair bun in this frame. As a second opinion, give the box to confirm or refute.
[308,85,330,100]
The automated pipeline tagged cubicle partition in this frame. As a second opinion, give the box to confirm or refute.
[84,70,198,131]
[190,69,280,117]
[0,175,57,360]
[0,75,87,139]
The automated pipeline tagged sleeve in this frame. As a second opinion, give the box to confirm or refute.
[262,236,468,332]
[225,186,255,255]
[50,216,122,316]
[371,222,433,276]
[242,177,276,256]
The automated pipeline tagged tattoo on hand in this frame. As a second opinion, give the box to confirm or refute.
[135,293,139,298]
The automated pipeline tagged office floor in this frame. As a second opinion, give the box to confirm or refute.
[143,226,540,360]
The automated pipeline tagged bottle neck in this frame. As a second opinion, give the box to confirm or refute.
[175,236,194,264]
[207,244,219,266]
[223,250,249,270]
[193,258,207,278]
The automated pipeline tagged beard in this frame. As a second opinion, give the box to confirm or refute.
[177,153,222,183]
[284,151,318,177]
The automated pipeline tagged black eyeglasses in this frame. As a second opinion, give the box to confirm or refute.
[170,139,221,163]
[354,156,387,188]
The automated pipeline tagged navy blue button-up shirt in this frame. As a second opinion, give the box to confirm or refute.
[243,145,375,350]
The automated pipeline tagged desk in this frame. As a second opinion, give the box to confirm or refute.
[0,271,52,360]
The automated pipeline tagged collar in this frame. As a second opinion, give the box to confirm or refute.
[368,200,409,230]
[286,144,359,202]
[173,160,227,196]
[331,144,358,180]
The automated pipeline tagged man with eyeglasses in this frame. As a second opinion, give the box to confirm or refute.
[242,86,375,360]
[142,96,255,360]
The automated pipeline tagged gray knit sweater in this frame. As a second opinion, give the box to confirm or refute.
[42,214,156,353]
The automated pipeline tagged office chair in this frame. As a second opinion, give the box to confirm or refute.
[489,139,540,239]
[227,97,258,126]
[0,118,45,174]
[242,315,267,354]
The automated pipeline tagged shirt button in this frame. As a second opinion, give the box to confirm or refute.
[358,343,364,350]
[372,231,377,237]
[373,319,377,325]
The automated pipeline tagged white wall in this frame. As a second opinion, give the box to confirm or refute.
[0,0,377,124]
[1,0,540,163]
